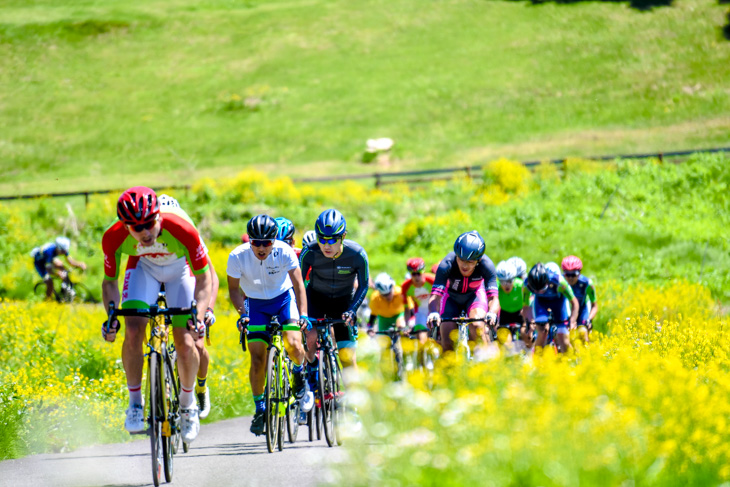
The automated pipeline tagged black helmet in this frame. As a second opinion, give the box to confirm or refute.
[453,231,485,261]
[247,214,278,240]
[526,263,549,293]
[315,209,347,238]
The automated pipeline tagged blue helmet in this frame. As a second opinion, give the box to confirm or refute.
[453,231,485,261]
[315,209,347,238]
[274,217,295,242]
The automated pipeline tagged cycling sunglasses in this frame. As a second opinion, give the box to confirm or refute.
[564,271,580,277]
[317,236,341,245]
[251,239,274,247]
[410,271,423,276]
[130,220,156,232]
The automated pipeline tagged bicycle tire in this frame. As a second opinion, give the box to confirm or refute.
[320,353,335,447]
[33,281,59,302]
[149,353,164,487]
[307,408,314,442]
[333,355,344,446]
[265,347,280,453]
[162,354,176,482]
[286,363,300,444]
[72,282,98,304]
[277,354,287,452]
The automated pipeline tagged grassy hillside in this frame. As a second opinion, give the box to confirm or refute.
[1,0,729,195]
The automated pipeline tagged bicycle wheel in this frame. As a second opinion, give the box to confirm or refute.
[307,408,314,442]
[286,364,300,444]
[319,353,335,447]
[332,354,345,446]
[265,347,280,453]
[162,355,176,482]
[148,353,164,487]
[33,281,59,302]
[277,354,287,452]
[72,282,97,303]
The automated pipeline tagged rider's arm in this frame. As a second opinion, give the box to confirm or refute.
[521,285,534,323]
[193,268,212,324]
[227,276,247,316]
[587,282,598,322]
[102,278,120,309]
[66,254,87,271]
[488,294,500,315]
[348,246,370,315]
[288,267,308,317]
[207,256,219,310]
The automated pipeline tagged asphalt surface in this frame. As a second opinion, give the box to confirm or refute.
[0,416,345,487]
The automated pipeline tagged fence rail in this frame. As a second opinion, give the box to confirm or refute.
[2,146,728,202]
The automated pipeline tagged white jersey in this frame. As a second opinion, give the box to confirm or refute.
[226,240,299,300]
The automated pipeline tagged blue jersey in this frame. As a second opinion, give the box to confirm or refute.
[569,274,596,322]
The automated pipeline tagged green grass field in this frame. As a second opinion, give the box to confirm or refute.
[1,0,729,195]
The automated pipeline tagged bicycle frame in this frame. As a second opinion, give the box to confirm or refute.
[310,318,347,447]
[440,315,488,360]
[107,298,197,486]
[375,328,405,381]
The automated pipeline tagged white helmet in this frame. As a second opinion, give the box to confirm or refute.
[55,236,70,254]
[374,272,395,295]
[495,260,517,281]
[302,230,317,247]
[546,262,561,275]
[507,256,527,280]
[158,194,180,208]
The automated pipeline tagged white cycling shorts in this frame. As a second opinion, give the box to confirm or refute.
[122,256,195,309]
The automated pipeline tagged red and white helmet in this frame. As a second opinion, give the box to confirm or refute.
[406,257,426,273]
[117,186,160,226]
[561,255,583,272]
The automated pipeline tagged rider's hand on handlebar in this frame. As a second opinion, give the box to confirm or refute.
[204,307,216,326]
[237,315,250,332]
[299,315,312,331]
[485,312,497,327]
[188,318,206,337]
[342,310,355,326]
[569,318,578,330]
[102,318,120,342]
[427,312,441,328]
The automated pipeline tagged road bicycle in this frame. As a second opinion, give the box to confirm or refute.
[34,270,97,303]
[239,316,299,453]
[107,296,197,486]
[438,315,488,361]
[308,318,347,447]
[375,327,406,381]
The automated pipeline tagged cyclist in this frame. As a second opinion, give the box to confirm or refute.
[302,230,317,248]
[158,194,219,420]
[400,257,435,347]
[227,214,308,436]
[300,209,369,379]
[561,255,598,344]
[427,231,500,358]
[31,236,87,300]
[101,187,212,443]
[495,260,528,353]
[522,262,579,354]
[508,256,527,281]
[275,217,301,258]
[368,273,412,373]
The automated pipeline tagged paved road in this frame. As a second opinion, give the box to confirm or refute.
[0,416,344,487]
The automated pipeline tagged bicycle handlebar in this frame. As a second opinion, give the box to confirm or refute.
[106,300,198,334]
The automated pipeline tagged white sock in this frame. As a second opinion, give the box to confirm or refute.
[128,384,142,408]
[180,386,195,409]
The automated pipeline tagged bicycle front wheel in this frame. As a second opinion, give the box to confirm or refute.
[265,347,281,453]
[73,282,98,303]
[162,353,177,482]
[319,353,336,447]
[148,353,164,487]
[286,362,300,444]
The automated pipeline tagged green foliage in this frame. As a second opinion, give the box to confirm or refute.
[1,0,730,195]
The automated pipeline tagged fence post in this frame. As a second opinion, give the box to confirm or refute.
[85,192,89,208]
[465,167,472,179]
[375,174,382,189]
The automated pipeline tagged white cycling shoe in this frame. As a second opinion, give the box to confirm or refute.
[124,404,146,433]
[180,406,200,443]
[196,388,211,420]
